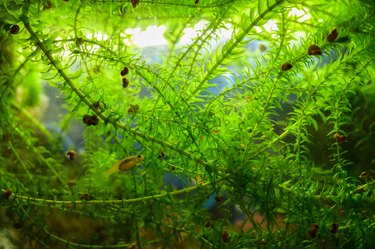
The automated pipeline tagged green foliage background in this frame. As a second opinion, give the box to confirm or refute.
[0,0,374,248]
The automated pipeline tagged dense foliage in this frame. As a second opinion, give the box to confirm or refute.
[1,0,374,248]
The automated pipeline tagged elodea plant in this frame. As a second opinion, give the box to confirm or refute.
[1,0,374,248]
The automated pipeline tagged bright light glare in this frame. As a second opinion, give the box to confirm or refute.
[289,7,305,16]
[263,20,278,31]
[179,20,209,45]
[288,7,311,22]
[123,21,235,48]
[93,33,109,41]
[180,21,234,45]
[126,25,167,47]
[254,19,278,33]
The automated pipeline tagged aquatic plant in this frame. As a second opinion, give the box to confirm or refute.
[0,0,374,248]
